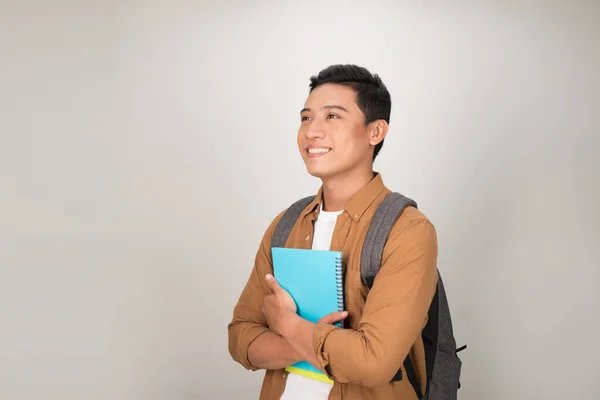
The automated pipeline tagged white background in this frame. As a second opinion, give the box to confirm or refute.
[1,1,599,399]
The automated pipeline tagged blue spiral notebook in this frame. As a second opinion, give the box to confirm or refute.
[271,247,344,384]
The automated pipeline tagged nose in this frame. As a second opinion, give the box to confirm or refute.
[305,119,326,140]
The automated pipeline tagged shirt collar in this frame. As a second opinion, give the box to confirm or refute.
[302,172,387,222]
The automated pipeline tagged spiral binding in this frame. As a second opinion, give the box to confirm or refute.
[335,253,344,328]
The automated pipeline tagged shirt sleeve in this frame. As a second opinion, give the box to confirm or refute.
[312,217,438,387]
[227,210,285,370]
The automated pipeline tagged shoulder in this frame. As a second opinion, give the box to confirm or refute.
[260,208,287,247]
[382,200,437,254]
[375,204,438,277]
[394,205,435,233]
[371,185,434,232]
[260,195,315,247]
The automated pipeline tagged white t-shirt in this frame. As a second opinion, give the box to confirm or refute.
[280,205,344,400]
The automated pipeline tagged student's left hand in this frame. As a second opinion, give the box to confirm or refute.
[262,274,297,336]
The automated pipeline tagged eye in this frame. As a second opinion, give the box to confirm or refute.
[327,114,340,119]
[301,115,311,122]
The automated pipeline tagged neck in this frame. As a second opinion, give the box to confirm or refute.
[321,168,375,211]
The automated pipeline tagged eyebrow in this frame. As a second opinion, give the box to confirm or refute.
[300,105,349,114]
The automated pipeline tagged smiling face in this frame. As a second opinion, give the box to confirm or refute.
[297,83,385,181]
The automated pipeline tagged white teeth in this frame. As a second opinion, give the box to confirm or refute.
[308,148,331,154]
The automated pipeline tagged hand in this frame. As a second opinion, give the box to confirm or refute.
[318,310,348,325]
[262,274,297,336]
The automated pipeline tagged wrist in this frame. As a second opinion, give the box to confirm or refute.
[280,314,322,372]
[280,312,302,339]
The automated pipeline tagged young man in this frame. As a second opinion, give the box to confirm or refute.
[228,64,438,400]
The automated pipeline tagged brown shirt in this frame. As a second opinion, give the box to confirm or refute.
[228,173,438,399]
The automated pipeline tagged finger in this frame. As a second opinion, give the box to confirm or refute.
[262,294,273,306]
[265,274,282,293]
[261,296,271,314]
[318,311,348,325]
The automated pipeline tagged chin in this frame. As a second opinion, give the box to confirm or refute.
[305,167,322,178]
[305,165,336,180]
[302,156,346,180]
[304,164,324,178]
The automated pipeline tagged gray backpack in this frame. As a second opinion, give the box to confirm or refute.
[272,192,465,400]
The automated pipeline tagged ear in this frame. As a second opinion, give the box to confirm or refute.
[368,120,388,146]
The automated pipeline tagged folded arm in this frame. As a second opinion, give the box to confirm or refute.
[279,218,438,387]
[228,211,300,370]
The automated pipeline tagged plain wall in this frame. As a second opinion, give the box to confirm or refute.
[1,1,599,399]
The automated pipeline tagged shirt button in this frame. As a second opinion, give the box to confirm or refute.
[305,235,310,241]
[354,213,359,219]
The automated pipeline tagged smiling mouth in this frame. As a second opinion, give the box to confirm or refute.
[307,148,331,155]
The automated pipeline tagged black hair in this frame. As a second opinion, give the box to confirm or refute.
[309,64,391,161]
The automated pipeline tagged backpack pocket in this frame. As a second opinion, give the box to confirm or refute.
[428,343,462,400]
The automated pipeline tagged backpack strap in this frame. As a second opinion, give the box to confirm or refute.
[360,192,421,396]
[360,192,418,287]
[271,195,315,248]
